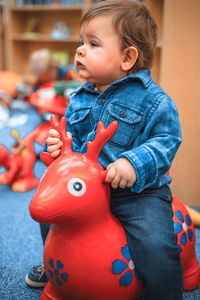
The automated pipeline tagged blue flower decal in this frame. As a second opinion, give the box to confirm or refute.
[48,259,68,286]
[174,211,193,247]
[112,245,140,286]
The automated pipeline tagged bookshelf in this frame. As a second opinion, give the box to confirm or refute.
[5,0,92,78]
[5,0,163,81]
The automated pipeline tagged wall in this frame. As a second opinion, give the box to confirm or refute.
[160,0,200,205]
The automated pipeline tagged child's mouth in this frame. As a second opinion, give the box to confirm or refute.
[76,61,85,70]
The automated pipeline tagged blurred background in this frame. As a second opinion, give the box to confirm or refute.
[0,0,199,204]
[0,1,199,299]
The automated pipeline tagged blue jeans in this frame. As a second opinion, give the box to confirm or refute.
[110,185,183,300]
[40,185,183,300]
[39,223,50,245]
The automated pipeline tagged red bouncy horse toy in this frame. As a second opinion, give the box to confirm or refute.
[30,116,200,300]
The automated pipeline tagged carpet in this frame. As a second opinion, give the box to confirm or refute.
[0,161,45,300]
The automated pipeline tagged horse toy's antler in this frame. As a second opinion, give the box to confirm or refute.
[86,121,118,161]
[40,115,118,166]
[50,115,72,155]
[40,114,73,166]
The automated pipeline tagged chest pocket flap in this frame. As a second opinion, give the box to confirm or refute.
[108,103,142,124]
[69,107,91,125]
[107,103,143,147]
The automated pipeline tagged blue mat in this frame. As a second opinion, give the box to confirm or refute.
[0,172,200,300]
[0,161,44,300]
[0,102,45,299]
[0,100,43,150]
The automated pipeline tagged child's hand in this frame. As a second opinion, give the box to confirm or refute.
[106,158,136,189]
[46,129,63,158]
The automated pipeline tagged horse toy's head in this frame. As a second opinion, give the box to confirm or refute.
[29,115,118,226]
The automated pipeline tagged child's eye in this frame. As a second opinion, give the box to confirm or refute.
[90,41,98,47]
[79,40,84,46]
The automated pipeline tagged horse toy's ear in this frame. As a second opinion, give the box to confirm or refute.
[50,115,72,155]
[40,115,73,167]
[40,152,54,167]
[86,121,118,161]
[101,170,108,183]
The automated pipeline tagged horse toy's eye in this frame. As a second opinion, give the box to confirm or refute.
[68,178,86,197]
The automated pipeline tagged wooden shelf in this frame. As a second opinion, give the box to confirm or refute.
[10,5,84,11]
[5,0,163,80]
[11,34,80,43]
[5,0,93,74]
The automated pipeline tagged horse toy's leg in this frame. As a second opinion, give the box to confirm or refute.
[0,145,19,184]
[40,282,62,300]
[185,205,200,227]
[172,195,200,290]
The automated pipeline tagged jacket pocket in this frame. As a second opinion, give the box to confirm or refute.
[68,106,92,140]
[107,102,143,147]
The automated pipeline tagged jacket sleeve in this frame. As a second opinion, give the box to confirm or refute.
[119,96,182,192]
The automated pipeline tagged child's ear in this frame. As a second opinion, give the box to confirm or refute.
[121,46,138,72]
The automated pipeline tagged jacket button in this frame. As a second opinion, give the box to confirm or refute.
[75,113,79,120]
[99,98,105,105]
[120,111,127,118]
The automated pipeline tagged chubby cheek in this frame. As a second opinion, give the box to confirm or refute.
[74,55,78,70]
[76,67,90,81]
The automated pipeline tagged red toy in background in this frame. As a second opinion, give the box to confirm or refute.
[0,66,84,192]
[0,122,50,192]
[0,82,68,192]
[29,116,200,300]
[28,81,68,116]
[0,71,24,103]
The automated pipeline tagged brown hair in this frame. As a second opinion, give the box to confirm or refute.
[81,0,158,73]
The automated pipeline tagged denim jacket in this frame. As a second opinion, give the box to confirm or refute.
[65,69,182,193]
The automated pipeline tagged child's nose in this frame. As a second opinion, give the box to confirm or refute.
[76,47,86,57]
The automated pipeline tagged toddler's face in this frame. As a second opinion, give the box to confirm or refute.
[74,15,126,92]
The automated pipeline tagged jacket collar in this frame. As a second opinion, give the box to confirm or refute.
[71,69,152,96]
